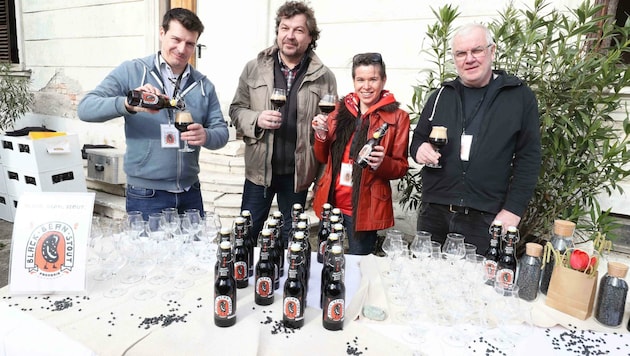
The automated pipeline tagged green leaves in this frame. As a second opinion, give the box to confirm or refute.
[400,0,630,243]
[0,62,32,131]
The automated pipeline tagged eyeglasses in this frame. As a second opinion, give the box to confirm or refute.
[352,52,383,65]
[453,44,493,61]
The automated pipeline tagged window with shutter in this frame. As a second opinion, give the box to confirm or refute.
[0,0,17,63]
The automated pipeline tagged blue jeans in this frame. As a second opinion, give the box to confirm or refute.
[126,181,204,221]
[416,202,495,253]
[241,175,307,247]
[343,213,378,255]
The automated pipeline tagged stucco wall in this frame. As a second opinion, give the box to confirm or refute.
[13,0,585,149]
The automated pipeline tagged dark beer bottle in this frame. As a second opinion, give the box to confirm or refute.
[317,203,333,263]
[126,90,183,110]
[267,219,284,282]
[215,227,233,280]
[296,220,312,272]
[283,242,306,328]
[494,226,520,290]
[355,122,388,168]
[289,203,304,244]
[483,220,502,286]
[321,232,340,308]
[271,210,285,246]
[292,231,310,294]
[240,210,255,277]
[233,218,249,289]
[255,230,275,306]
[322,244,345,331]
[214,241,237,327]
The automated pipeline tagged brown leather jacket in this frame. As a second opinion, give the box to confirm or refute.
[313,91,409,231]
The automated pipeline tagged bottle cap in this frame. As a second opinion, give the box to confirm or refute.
[607,262,629,278]
[525,242,543,257]
[553,219,576,237]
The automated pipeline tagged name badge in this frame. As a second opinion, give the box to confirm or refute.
[340,163,353,187]
[161,124,180,148]
[460,134,473,161]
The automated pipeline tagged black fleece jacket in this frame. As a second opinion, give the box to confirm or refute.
[410,70,541,217]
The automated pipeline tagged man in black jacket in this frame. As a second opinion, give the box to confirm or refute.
[410,23,541,252]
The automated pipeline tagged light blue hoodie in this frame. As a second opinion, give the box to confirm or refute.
[78,53,229,192]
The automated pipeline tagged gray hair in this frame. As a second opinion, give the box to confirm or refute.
[450,23,495,51]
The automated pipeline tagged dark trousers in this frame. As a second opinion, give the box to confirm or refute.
[241,175,308,248]
[416,202,495,253]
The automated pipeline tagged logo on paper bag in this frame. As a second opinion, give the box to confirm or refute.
[24,222,75,278]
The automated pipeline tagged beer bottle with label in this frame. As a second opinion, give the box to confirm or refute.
[214,241,237,327]
[483,220,502,285]
[355,122,389,168]
[126,90,184,110]
[296,219,312,272]
[233,218,249,289]
[240,210,255,277]
[317,203,333,263]
[283,242,306,328]
[494,226,519,290]
[255,229,275,306]
[323,244,346,331]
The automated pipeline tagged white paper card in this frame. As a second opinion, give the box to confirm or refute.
[340,163,353,187]
[8,192,95,295]
[460,134,473,161]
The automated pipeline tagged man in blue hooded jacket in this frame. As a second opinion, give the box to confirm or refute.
[78,8,228,219]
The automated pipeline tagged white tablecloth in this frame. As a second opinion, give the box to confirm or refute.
[2,252,629,355]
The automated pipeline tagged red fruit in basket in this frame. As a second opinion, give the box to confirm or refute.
[569,249,592,271]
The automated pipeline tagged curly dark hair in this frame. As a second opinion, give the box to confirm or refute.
[275,1,320,49]
[162,8,205,38]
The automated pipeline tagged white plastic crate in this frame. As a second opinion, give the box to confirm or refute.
[3,164,87,197]
[0,193,12,222]
[0,134,82,173]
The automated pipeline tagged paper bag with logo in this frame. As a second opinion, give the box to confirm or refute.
[545,264,598,320]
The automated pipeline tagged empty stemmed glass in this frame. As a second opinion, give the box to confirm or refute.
[161,207,179,239]
[183,209,203,241]
[381,229,404,278]
[442,232,466,263]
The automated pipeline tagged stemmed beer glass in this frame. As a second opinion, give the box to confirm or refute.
[316,94,337,131]
[175,110,194,153]
[270,88,287,111]
[426,126,448,168]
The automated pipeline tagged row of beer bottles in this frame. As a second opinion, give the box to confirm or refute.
[214,234,345,330]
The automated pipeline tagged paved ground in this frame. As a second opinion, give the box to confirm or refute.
[0,219,13,287]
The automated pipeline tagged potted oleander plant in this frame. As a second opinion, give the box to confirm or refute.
[399,0,630,251]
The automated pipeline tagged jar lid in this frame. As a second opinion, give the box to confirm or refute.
[607,262,629,278]
[525,242,543,257]
[553,219,576,237]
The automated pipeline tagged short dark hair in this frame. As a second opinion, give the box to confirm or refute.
[162,8,205,38]
[352,53,386,79]
[275,1,320,49]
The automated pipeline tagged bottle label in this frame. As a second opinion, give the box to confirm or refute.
[483,260,498,281]
[319,241,326,257]
[357,144,373,160]
[283,297,303,320]
[495,268,515,289]
[214,295,234,319]
[325,298,345,322]
[256,277,273,298]
[234,261,247,281]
